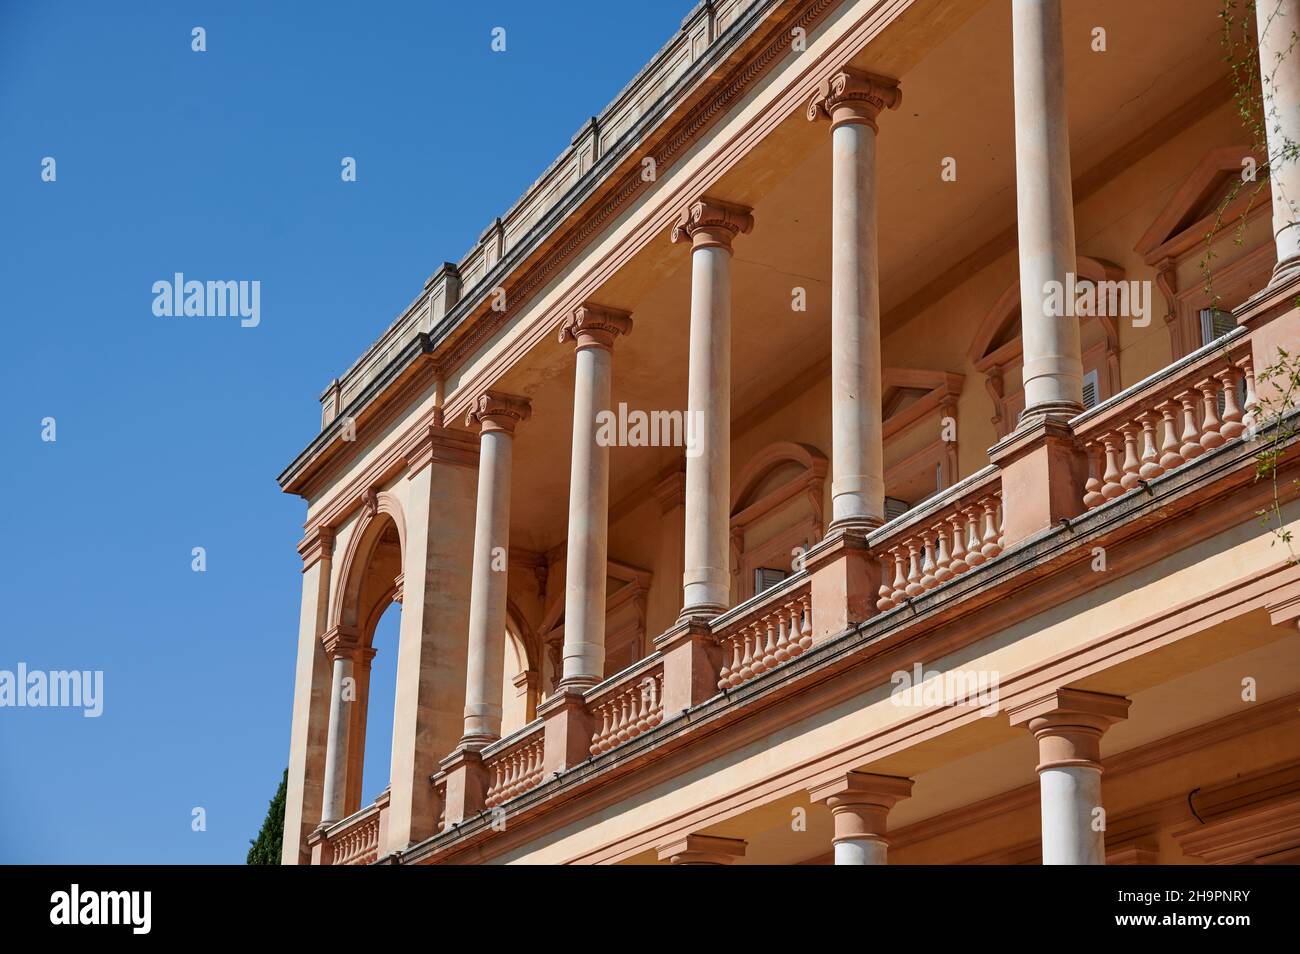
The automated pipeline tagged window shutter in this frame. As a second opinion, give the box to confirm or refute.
[1082,369,1100,409]
[753,567,788,595]
[1199,308,1236,346]
[884,496,910,522]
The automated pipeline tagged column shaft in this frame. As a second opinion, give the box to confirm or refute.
[1012,0,1082,421]
[461,392,530,746]
[1257,0,1300,281]
[670,198,753,621]
[808,69,900,531]
[559,306,632,690]
[319,653,355,825]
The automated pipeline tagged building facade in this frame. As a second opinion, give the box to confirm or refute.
[278,0,1300,865]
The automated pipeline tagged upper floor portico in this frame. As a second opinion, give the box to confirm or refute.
[279,0,1300,866]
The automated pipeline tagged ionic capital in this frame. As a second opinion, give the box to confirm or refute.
[465,390,532,434]
[1008,687,1130,772]
[558,303,633,351]
[806,67,901,130]
[669,196,754,252]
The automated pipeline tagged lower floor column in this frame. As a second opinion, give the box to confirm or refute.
[809,770,913,865]
[1009,687,1130,865]
[318,625,361,826]
[656,834,747,865]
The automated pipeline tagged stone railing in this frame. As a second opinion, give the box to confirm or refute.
[1073,329,1255,511]
[713,576,812,691]
[587,659,666,756]
[482,723,546,809]
[869,470,1004,611]
[325,796,387,866]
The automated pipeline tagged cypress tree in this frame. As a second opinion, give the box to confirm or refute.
[247,768,287,865]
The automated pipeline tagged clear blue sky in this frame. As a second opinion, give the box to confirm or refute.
[0,0,692,863]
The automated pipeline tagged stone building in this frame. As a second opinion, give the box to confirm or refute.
[278,0,1300,865]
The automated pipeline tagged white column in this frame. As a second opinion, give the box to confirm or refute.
[461,391,531,747]
[1257,0,1300,283]
[809,770,913,866]
[558,305,633,691]
[318,627,359,826]
[670,197,753,620]
[808,69,901,532]
[1010,688,1129,865]
[1012,0,1083,423]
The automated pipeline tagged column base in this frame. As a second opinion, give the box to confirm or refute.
[675,603,726,625]
[827,515,884,535]
[1019,400,1081,426]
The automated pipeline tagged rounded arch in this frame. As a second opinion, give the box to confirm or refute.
[330,490,407,641]
[730,441,827,518]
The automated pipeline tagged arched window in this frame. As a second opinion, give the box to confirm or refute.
[730,442,827,601]
[969,256,1125,438]
[1135,145,1275,359]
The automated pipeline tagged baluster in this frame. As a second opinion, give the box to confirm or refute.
[933,524,953,583]
[738,630,755,683]
[613,694,629,744]
[995,495,1004,548]
[889,546,908,604]
[1241,357,1259,438]
[876,553,896,611]
[1083,442,1105,509]
[919,530,937,591]
[1100,433,1124,500]
[1137,411,1164,480]
[593,704,610,754]
[799,593,813,652]
[1177,391,1204,460]
[905,540,924,596]
[774,607,792,663]
[1197,378,1225,450]
[726,635,743,688]
[1155,400,1184,471]
[1217,367,1244,440]
[947,513,969,574]
[963,508,985,566]
[1119,423,1141,491]
[788,602,801,656]
[717,637,734,690]
[980,498,1002,559]
[762,615,780,669]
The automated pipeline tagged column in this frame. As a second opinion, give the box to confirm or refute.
[319,624,361,825]
[1009,688,1130,865]
[461,391,531,747]
[558,304,633,691]
[809,770,913,865]
[670,197,753,620]
[1257,0,1300,284]
[807,68,901,532]
[656,834,747,865]
[282,527,334,863]
[1012,0,1083,423]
